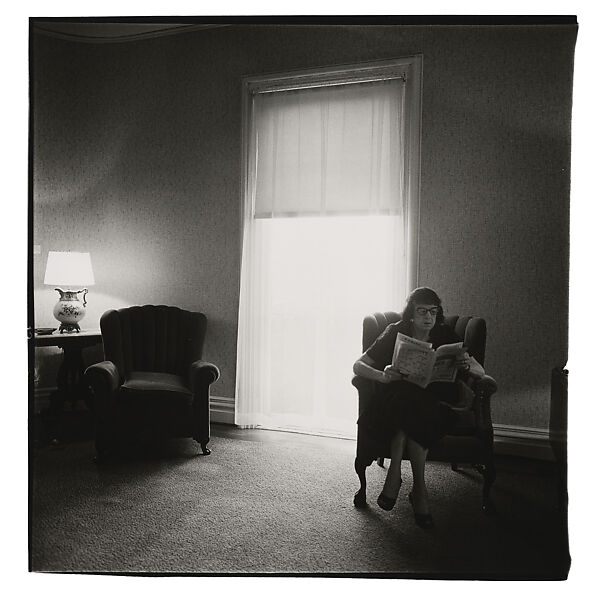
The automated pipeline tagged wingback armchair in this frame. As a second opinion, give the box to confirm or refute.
[85,305,220,461]
[352,311,498,513]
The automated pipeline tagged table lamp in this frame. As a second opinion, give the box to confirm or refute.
[44,251,95,333]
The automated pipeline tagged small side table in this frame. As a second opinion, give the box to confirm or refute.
[33,329,102,442]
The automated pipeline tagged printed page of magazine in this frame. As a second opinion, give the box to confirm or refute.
[429,342,466,384]
[392,333,435,388]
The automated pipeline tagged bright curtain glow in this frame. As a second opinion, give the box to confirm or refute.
[236,78,407,438]
[253,80,404,216]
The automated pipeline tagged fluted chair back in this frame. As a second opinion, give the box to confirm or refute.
[101,305,207,384]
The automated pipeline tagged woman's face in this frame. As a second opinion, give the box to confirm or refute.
[412,303,439,334]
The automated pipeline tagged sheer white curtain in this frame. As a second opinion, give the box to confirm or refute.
[236,78,408,437]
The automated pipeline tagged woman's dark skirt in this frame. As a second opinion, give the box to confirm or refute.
[357,380,460,452]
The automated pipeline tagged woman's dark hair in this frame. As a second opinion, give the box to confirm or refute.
[401,286,444,325]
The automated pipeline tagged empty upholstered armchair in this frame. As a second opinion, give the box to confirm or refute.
[352,311,498,513]
[85,305,220,461]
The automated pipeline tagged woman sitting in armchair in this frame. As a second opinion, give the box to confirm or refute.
[352,287,485,528]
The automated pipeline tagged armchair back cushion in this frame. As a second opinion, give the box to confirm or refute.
[101,305,207,385]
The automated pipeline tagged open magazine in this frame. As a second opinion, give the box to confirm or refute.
[392,332,466,389]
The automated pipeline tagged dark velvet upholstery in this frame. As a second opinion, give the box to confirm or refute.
[352,312,498,512]
[85,305,220,460]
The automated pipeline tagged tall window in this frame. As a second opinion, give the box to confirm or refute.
[236,58,421,438]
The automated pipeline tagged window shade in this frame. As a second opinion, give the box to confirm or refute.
[252,78,406,217]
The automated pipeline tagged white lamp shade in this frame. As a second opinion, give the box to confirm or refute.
[44,251,95,286]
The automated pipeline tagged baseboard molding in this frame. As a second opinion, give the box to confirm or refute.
[210,396,235,425]
[493,423,557,461]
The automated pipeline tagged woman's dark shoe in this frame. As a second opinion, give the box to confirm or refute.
[408,492,434,528]
[354,489,367,508]
[377,492,397,511]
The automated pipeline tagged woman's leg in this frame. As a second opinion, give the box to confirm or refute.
[407,437,430,513]
[381,429,406,499]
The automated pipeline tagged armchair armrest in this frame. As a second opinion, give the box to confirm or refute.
[188,360,220,451]
[471,374,498,395]
[352,375,379,417]
[189,359,220,391]
[84,361,120,459]
[352,374,373,393]
[85,361,120,397]
[468,374,497,432]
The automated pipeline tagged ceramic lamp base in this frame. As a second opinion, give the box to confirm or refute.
[53,288,89,334]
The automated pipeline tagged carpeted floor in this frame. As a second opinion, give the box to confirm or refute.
[30,419,570,578]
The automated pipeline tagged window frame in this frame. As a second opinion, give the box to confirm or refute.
[241,55,423,292]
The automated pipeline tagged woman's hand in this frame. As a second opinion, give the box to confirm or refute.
[455,351,486,378]
[353,355,407,384]
[382,365,404,383]
[456,351,471,372]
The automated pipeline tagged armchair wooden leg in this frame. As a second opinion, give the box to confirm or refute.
[193,434,211,455]
[480,462,497,514]
[354,457,368,508]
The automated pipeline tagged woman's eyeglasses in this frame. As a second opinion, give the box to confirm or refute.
[415,307,439,316]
